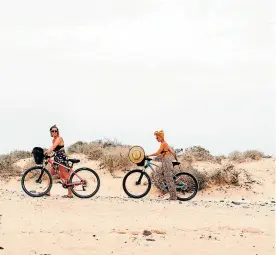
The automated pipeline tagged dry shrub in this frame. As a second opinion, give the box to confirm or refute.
[99,153,132,175]
[96,138,125,148]
[0,150,31,179]
[243,150,264,160]
[181,155,193,163]
[229,150,264,162]
[213,155,226,164]
[181,146,227,164]
[184,167,209,190]
[178,160,192,171]
[67,139,132,175]
[152,160,253,194]
[210,163,238,185]
[177,159,209,190]
[67,139,129,159]
[209,163,252,186]
[228,151,244,162]
[86,148,104,160]
[10,150,31,159]
[67,141,103,160]
[67,141,86,154]
[182,146,214,162]
[0,155,20,178]
[152,159,208,191]
[67,141,98,154]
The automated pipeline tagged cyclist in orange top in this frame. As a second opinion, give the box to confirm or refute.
[145,130,177,200]
[45,125,73,198]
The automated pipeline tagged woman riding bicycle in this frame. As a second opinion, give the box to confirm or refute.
[45,125,73,198]
[145,130,177,200]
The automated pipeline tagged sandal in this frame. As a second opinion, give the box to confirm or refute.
[166,197,177,201]
[158,193,166,198]
[61,195,73,198]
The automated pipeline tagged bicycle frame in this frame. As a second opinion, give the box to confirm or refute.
[47,158,71,184]
[37,156,86,188]
[139,158,184,190]
[142,159,180,176]
[143,160,158,173]
[142,148,183,175]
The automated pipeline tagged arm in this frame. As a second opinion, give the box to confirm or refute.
[146,143,166,157]
[168,146,177,161]
[45,137,62,155]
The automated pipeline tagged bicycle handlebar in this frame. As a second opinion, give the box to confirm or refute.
[44,153,55,160]
[145,148,183,162]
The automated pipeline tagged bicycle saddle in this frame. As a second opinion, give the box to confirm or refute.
[145,157,152,161]
[67,158,80,164]
[172,161,181,167]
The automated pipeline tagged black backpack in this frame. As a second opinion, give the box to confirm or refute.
[32,147,45,164]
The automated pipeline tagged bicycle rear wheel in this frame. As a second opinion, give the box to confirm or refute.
[68,167,100,198]
[122,169,151,199]
[21,166,52,197]
[174,172,198,201]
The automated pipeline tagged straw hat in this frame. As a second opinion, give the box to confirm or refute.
[128,146,145,164]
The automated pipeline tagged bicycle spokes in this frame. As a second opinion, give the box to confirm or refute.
[23,168,51,195]
[70,169,98,197]
[124,171,150,197]
[174,173,198,201]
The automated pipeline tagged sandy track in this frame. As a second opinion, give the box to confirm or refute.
[0,180,275,255]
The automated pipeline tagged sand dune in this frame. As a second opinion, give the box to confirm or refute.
[0,157,275,255]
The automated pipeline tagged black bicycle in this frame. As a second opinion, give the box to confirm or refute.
[122,156,199,201]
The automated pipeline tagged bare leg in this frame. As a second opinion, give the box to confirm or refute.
[46,167,56,196]
[59,166,73,197]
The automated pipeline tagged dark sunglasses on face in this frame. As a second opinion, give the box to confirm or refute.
[51,130,58,133]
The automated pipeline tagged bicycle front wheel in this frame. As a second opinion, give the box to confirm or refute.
[68,167,100,198]
[122,169,151,199]
[21,166,52,197]
[174,172,199,201]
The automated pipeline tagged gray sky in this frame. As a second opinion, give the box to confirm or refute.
[0,0,275,156]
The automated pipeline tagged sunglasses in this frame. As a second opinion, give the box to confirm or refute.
[51,130,58,133]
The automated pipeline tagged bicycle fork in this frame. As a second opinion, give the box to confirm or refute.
[36,167,47,184]
[136,171,145,185]
[136,165,150,185]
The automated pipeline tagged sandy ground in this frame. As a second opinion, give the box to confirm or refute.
[0,158,275,255]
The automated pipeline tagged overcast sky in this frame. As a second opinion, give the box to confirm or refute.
[0,0,275,156]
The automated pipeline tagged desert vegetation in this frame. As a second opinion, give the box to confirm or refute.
[0,141,269,193]
[149,146,266,192]
[228,150,265,162]
[0,150,31,179]
[67,139,132,175]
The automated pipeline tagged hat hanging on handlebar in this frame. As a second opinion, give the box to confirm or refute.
[128,146,145,164]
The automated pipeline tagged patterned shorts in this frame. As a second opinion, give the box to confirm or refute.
[54,150,67,166]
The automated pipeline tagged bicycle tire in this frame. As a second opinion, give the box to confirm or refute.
[21,166,52,197]
[122,169,151,199]
[174,172,198,201]
[68,167,100,198]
